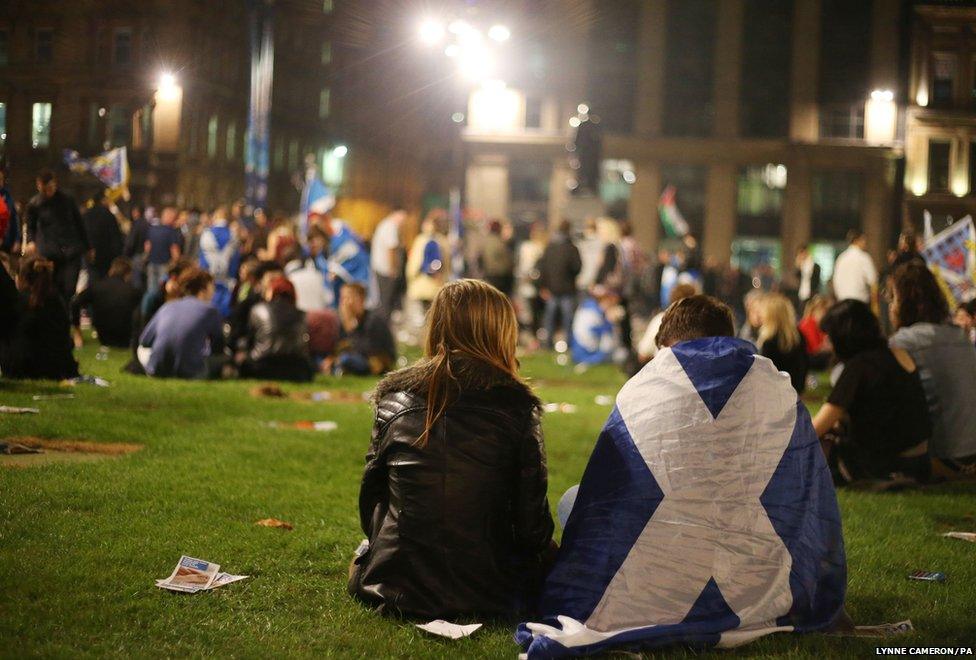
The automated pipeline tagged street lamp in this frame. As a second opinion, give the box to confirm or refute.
[488,24,510,42]
[333,144,348,158]
[157,71,180,102]
[419,19,445,46]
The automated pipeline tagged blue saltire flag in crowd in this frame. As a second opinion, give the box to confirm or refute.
[63,147,130,201]
[299,167,335,242]
[199,222,240,318]
[921,215,976,306]
[518,337,846,658]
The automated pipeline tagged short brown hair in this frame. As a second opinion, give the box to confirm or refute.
[656,294,735,348]
[891,262,948,328]
[108,257,132,280]
[176,267,213,297]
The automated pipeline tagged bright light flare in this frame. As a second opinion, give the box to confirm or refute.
[488,24,510,42]
[156,71,180,101]
[333,145,348,158]
[419,19,445,46]
[871,88,894,102]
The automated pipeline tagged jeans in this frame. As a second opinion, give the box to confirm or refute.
[145,262,168,298]
[543,294,577,346]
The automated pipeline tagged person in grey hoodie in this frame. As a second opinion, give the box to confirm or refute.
[889,262,976,475]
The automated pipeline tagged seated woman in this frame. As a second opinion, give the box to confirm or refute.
[757,292,809,393]
[813,299,931,484]
[798,294,832,370]
[239,276,313,382]
[889,263,976,476]
[0,256,80,380]
[70,257,142,348]
[138,267,224,379]
[349,279,554,619]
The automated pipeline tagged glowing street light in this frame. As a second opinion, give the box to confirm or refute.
[488,24,511,42]
[419,19,445,46]
[157,71,180,101]
[333,144,348,158]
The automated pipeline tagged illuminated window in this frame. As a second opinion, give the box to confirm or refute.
[31,102,52,148]
[207,114,218,158]
[226,121,237,160]
[319,87,331,119]
[321,42,332,66]
[928,140,951,192]
[35,28,53,63]
[114,28,132,65]
[322,0,333,14]
[736,164,787,236]
[819,103,864,140]
[0,102,6,144]
[932,53,956,107]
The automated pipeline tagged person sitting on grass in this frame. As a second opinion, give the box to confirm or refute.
[325,282,396,376]
[519,295,846,657]
[137,267,225,379]
[70,256,141,349]
[812,299,931,485]
[888,262,976,477]
[0,255,80,380]
[798,294,833,370]
[349,279,555,620]
[570,285,621,366]
[238,276,314,382]
[757,292,809,393]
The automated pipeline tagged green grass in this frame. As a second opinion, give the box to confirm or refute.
[1,341,975,658]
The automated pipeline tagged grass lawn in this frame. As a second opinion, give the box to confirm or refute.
[1,340,975,658]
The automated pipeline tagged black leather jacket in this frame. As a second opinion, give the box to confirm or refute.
[246,299,309,362]
[349,358,554,619]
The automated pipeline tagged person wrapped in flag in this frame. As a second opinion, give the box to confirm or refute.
[519,295,847,658]
[199,206,241,318]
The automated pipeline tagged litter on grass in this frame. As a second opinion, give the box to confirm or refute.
[543,403,578,414]
[250,384,368,404]
[0,442,43,455]
[0,437,142,468]
[156,555,248,593]
[255,518,294,530]
[0,406,39,414]
[415,620,482,639]
[31,393,76,401]
[829,620,914,638]
[263,420,338,432]
[64,376,111,387]
[943,531,976,543]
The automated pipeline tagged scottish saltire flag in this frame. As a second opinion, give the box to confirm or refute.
[299,168,335,242]
[570,297,615,365]
[658,185,689,238]
[518,338,846,658]
[64,147,129,200]
[921,215,976,305]
[199,221,240,318]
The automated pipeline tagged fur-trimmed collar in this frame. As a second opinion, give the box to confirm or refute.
[374,355,540,409]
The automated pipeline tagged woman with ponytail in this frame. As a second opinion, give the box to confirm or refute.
[0,255,79,379]
[349,279,555,619]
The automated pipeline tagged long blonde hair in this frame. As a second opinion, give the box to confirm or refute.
[758,293,801,352]
[418,279,525,446]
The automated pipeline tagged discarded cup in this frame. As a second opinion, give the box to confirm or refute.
[907,570,946,582]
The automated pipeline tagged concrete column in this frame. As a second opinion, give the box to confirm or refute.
[863,156,895,264]
[547,158,572,227]
[704,163,736,263]
[790,0,821,142]
[633,0,667,136]
[628,160,661,254]
[713,0,744,138]
[464,154,509,219]
[782,157,812,261]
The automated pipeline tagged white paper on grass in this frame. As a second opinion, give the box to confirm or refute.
[943,531,976,542]
[415,620,482,639]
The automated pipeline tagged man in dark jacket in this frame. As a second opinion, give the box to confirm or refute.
[70,257,141,348]
[82,189,124,282]
[538,220,582,348]
[329,282,396,376]
[25,169,90,302]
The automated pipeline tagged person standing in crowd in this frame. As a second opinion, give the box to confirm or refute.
[798,294,832,370]
[370,209,405,320]
[516,222,547,345]
[284,247,330,312]
[832,229,877,308]
[349,279,554,619]
[889,229,925,270]
[795,244,821,310]
[0,255,80,380]
[199,205,240,318]
[814,299,931,484]
[82,190,124,283]
[316,214,371,305]
[575,217,604,292]
[70,257,141,349]
[238,276,313,382]
[406,212,450,315]
[889,263,976,475]
[123,205,149,289]
[481,219,515,294]
[138,267,224,379]
[328,282,396,376]
[24,169,90,302]
[144,206,182,301]
[757,293,808,393]
[538,220,582,348]
[953,300,976,346]
[0,161,20,254]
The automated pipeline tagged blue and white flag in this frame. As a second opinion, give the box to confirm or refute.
[199,221,240,318]
[518,337,846,657]
[64,147,129,200]
[299,168,335,242]
[921,215,976,306]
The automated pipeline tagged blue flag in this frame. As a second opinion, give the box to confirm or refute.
[64,147,129,200]
[518,337,846,657]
